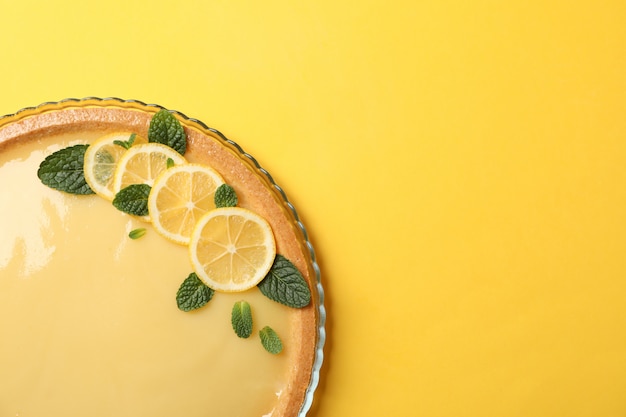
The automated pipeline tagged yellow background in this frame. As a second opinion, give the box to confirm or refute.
[1,1,625,416]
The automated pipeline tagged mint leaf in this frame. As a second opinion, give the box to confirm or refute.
[128,228,147,239]
[257,255,311,308]
[259,326,283,354]
[214,184,238,208]
[112,184,151,216]
[37,144,95,195]
[148,109,186,155]
[231,300,253,338]
[176,273,214,311]
[166,157,175,168]
[113,133,137,149]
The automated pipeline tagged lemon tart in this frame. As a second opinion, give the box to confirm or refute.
[0,98,325,417]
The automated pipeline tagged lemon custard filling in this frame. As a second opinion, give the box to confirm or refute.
[0,106,318,417]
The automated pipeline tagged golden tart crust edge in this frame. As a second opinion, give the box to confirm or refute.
[0,106,318,417]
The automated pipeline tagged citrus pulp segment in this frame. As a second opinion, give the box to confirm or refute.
[148,164,225,245]
[189,207,277,292]
[112,143,187,194]
[83,132,147,200]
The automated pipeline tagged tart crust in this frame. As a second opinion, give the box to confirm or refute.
[0,103,319,417]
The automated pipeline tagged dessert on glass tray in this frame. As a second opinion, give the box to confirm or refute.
[0,98,325,417]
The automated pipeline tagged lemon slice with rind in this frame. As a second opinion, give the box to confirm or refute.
[112,143,187,194]
[189,207,276,292]
[148,164,225,245]
[83,132,147,200]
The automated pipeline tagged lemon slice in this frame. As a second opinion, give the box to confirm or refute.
[148,164,225,245]
[112,143,187,194]
[189,207,276,292]
[83,132,147,200]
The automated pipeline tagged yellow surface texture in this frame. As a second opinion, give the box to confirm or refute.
[1,1,625,416]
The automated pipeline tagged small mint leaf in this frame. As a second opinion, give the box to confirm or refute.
[214,184,238,208]
[113,133,137,150]
[37,144,95,195]
[257,255,311,308]
[112,184,151,216]
[148,109,186,155]
[259,326,283,354]
[231,300,253,338]
[128,228,147,239]
[166,157,175,168]
[176,273,214,311]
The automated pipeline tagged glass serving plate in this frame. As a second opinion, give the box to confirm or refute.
[0,97,326,417]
